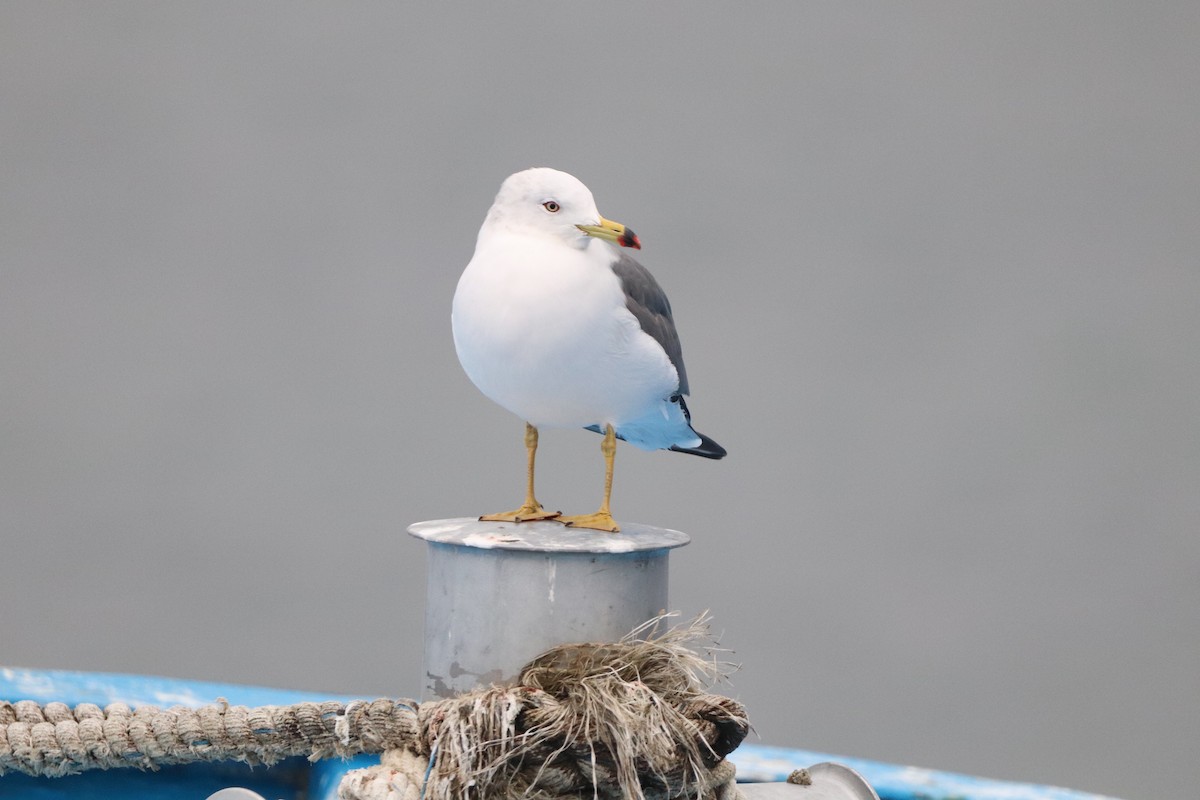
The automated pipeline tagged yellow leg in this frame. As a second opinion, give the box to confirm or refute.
[560,424,620,533]
[480,423,560,523]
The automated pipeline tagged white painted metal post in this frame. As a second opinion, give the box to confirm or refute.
[408,518,689,699]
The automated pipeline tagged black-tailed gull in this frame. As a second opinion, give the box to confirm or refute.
[452,168,724,532]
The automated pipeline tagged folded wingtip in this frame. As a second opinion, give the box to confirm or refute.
[670,433,726,460]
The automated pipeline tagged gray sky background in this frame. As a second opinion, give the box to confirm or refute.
[2,4,1198,799]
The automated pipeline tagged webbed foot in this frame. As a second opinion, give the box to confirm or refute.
[479,505,561,523]
[559,511,620,533]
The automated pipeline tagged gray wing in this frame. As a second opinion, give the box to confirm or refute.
[609,251,689,395]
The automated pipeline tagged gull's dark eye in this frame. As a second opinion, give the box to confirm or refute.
[542,201,560,213]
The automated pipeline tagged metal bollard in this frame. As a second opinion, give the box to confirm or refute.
[408,518,689,699]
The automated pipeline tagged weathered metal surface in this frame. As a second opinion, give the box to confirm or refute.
[410,518,688,698]
[408,516,690,553]
[738,763,879,800]
[206,790,269,800]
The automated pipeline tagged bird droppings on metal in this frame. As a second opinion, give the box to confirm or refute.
[409,518,689,555]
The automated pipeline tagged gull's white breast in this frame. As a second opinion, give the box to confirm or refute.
[452,232,679,429]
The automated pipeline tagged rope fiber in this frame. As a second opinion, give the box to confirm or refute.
[0,696,416,777]
[1,619,749,800]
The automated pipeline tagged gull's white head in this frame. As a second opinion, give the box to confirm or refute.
[480,167,641,250]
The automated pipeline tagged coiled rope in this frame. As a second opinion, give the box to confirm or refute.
[1,620,748,800]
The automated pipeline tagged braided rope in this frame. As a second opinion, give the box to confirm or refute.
[0,691,746,795]
[2,623,749,800]
[0,697,418,778]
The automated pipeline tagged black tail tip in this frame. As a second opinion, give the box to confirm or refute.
[671,433,726,460]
